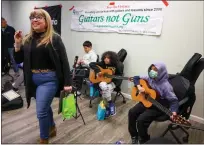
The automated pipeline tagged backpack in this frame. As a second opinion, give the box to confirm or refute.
[2,86,23,111]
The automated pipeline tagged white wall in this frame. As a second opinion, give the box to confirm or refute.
[8,1,204,118]
[2,1,13,26]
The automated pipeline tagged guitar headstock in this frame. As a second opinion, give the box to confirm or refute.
[174,115,191,126]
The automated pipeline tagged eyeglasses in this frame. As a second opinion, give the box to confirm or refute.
[29,15,45,21]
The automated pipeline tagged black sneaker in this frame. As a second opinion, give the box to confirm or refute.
[131,136,139,144]
[139,135,150,144]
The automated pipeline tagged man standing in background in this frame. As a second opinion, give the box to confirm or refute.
[1,17,19,77]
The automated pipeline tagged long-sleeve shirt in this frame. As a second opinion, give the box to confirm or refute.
[81,49,97,67]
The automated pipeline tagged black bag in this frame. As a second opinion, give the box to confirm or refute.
[2,81,23,111]
[2,94,24,111]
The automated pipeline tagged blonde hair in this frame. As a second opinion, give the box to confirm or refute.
[23,9,57,47]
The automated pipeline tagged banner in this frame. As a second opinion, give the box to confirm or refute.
[71,2,164,36]
[40,5,61,35]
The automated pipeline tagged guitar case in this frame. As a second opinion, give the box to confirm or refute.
[117,48,127,63]
[2,81,23,111]
[180,53,202,82]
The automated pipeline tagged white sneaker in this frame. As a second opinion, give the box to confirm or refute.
[77,91,81,96]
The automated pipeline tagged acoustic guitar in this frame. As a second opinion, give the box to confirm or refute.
[89,65,131,83]
[131,79,191,126]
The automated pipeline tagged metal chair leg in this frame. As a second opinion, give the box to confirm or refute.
[119,92,126,103]
[180,126,189,137]
[161,126,170,137]
[169,129,182,144]
[179,126,189,143]
[113,92,119,103]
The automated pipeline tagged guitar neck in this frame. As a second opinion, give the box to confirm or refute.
[146,94,172,116]
[105,74,130,80]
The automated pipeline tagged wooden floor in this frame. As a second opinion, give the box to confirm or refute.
[1,73,204,144]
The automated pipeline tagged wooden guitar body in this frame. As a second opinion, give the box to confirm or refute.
[89,65,113,83]
[131,79,157,108]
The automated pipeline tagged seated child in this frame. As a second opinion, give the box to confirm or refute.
[74,41,97,95]
[89,51,122,117]
[77,41,97,68]
[128,62,179,144]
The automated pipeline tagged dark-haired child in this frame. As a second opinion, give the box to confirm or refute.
[89,51,122,117]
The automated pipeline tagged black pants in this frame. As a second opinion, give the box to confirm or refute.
[128,102,166,141]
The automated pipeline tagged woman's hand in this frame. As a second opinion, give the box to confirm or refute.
[14,30,23,44]
[64,86,72,92]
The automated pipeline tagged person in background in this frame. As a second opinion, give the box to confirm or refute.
[1,17,19,77]
[77,41,97,67]
[128,62,179,144]
[89,51,122,117]
[74,41,97,95]
[14,9,72,144]
[12,63,24,92]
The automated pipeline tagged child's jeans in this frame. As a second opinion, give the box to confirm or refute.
[99,82,115,101]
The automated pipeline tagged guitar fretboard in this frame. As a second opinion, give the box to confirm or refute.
[146,94,172,116]
[104,74,130,80]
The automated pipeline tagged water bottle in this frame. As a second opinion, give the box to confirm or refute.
[94,90,99,97]
[89,83,94,97]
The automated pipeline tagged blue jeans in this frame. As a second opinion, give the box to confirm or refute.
[8,48,19,73]
[32,71,59,139]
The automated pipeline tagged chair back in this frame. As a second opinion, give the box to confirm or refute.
[190,58,204,85]
[117,48,127,63]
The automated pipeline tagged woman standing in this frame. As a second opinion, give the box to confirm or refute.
[14,9,72,144]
